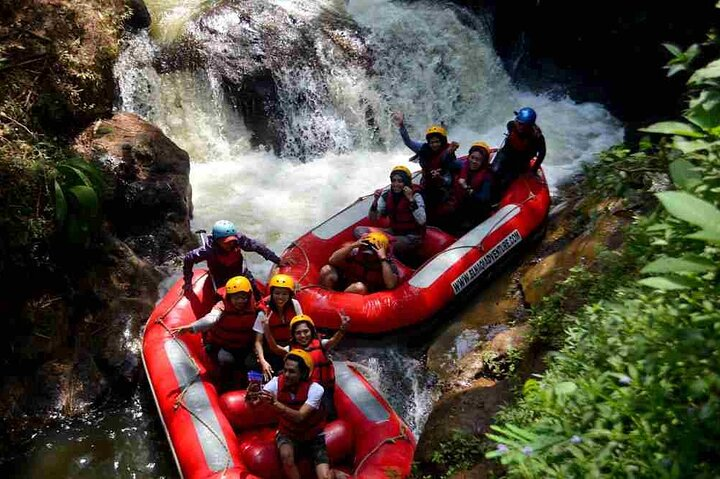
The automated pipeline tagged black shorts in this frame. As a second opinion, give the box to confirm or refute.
[276,431,329,466]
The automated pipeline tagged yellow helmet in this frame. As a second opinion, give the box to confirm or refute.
[289,314,315,329]
[269,273,295,291]
[362,231,390,251]
[225,276,252,294]
[470,141,491,153]
[390,165,412,179]
[425,124,447,140]
[286,349,313,374]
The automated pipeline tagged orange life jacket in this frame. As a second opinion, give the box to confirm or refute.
[276,374,326,441]
[383,185,426,236]
[258,296,297,343]
[205,295,257,349]
[291,338,335,390]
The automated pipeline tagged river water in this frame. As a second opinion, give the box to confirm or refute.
[3,0,623,477]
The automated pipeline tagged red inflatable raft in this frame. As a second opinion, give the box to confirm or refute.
[142,272,416,479]
[274,169,551,334]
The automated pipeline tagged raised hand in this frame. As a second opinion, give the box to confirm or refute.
[391,111,404,127]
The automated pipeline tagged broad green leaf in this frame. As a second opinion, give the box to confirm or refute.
[673,137,713,154]
[666,64,685,77]
[662,43,682,57]
[554,381,578,396]
[691,90,720,111]
[689,59,720,84]
[68,185,99,218]
[669,159,702,189]
[54,180,67,225]
[58,164,93,188]
[65,157,105,189]
[687,229,720,243]
[488,425,533,444]
[641,256,716,274]
[505,424,539,442]
[656,191,720,233]
[685,102,720,131]
[637,276,691,290]
[639,121,704,138]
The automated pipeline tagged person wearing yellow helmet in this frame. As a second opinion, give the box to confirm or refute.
[355,165,427,258]
[319,231,399,294]
[250,273,303,381]
[251,348,330,479]
[491,107,546,201]
[391,111,463,227]
[261,312,350,419]
[172,275,258,390]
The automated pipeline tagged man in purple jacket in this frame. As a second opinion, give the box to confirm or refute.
[183,220,288,298]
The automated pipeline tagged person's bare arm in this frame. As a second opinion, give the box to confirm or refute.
[324,312,350,350]
[328,241,362,267]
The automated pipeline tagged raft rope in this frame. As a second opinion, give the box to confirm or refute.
[352,422,413,478]
[153,271,232,478]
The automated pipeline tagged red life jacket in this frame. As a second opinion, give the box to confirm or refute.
[291,338,335,390]
[341,249,387,292]
[258,296,297,343]
[461,162,493,191]
[383,186,426,236]
[506,123,543,159]
[276,374,326,441]
[205,295,257,349]
[420,144,451,190]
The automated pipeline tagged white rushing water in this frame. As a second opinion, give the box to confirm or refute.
[115,0,624,436]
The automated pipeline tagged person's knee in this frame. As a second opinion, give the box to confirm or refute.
[345,282,367,294]
[319,265,338,285]
[280,446,295,467]
[216,348,235,367]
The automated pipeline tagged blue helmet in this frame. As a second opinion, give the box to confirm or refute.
[212,220,237,239]
[514,107,537,125]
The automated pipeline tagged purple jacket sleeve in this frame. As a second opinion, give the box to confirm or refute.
[183,243,212,285]
[237,234,281,264]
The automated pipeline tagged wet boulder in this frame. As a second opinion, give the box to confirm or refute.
[125,0,152,31]
[183,0,372,157]
[74,112,196,264]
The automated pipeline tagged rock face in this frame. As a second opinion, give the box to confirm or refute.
[450,0,720,129]
[125,0,152,31]
[74,112,196,264]
[181,0,371,157]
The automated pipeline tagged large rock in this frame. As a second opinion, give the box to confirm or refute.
[74,112,196,264]
[480,0,720,127]
[125,0,152,31]
[520,200,632,306]
[181,0,372,157]
[426,270,522,380]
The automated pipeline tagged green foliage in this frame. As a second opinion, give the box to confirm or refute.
[53,155,104,245]
[487,25,720,479]
[429,430,487,478]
